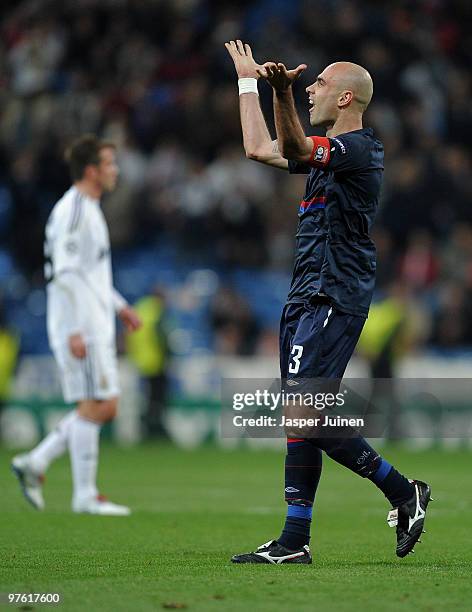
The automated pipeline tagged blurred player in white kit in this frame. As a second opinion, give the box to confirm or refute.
[12,134,142,515]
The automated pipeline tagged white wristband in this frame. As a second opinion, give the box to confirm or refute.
[238,78,258,95]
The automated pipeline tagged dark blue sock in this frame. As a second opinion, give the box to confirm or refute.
[277,439,322,550]
[311,433,414,507]
[278,504,312,550]
[370,459,415,507]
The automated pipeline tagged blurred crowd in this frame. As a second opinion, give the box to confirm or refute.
[1,0,472,354]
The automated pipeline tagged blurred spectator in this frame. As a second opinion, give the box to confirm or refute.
[357,282,429,437]
[210,286,260,355]
[126,288,170,438]
[358,282,429,378]
[431,282,472,348]
[398,231,439,292]
[0,300,20,434]
[8,19,65,97]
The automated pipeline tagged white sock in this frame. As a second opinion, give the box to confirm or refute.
[69,416,100,504]
[28,411,78,474]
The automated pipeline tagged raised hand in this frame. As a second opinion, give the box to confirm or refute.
[257,62,307,92]
[225,40,267,79]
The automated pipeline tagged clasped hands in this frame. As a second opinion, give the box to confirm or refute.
[225,39,307,91]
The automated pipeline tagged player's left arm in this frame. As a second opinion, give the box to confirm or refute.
[113,289,142,332]
[259,62,312,162]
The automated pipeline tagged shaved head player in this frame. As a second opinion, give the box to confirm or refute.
[226,40,431,564]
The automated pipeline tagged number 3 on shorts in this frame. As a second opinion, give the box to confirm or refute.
[288,344,304,374]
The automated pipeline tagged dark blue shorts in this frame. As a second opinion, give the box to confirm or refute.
[279,300,365,384]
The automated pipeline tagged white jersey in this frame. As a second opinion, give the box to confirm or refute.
[45,186,125,349]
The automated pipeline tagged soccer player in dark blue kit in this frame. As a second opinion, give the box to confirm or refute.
[225,40,431,564]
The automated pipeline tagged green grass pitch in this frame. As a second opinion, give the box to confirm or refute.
[1,443,471,611]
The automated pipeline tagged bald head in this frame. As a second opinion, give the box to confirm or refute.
[306,60,374,128]
[322,61,373,110]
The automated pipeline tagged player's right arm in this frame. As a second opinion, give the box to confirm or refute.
[225,40,288,170]
[48,202,89,358]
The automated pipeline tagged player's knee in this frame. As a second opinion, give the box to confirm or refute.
[284,424,305,439]
[283,402,320,439]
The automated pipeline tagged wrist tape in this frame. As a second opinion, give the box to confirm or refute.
[238,78,258,95]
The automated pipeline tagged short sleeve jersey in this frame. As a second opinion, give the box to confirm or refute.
[287,128,384,317]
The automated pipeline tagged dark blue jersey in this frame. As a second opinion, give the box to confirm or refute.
[287,127,384,317]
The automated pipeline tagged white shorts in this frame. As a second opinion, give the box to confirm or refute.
[52,342,120,403]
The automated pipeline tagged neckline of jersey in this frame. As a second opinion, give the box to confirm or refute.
[71,185,99,205]
[333,127,373,137]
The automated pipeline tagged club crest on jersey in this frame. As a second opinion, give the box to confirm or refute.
[65,240,78,254]
[314,145,329,164]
